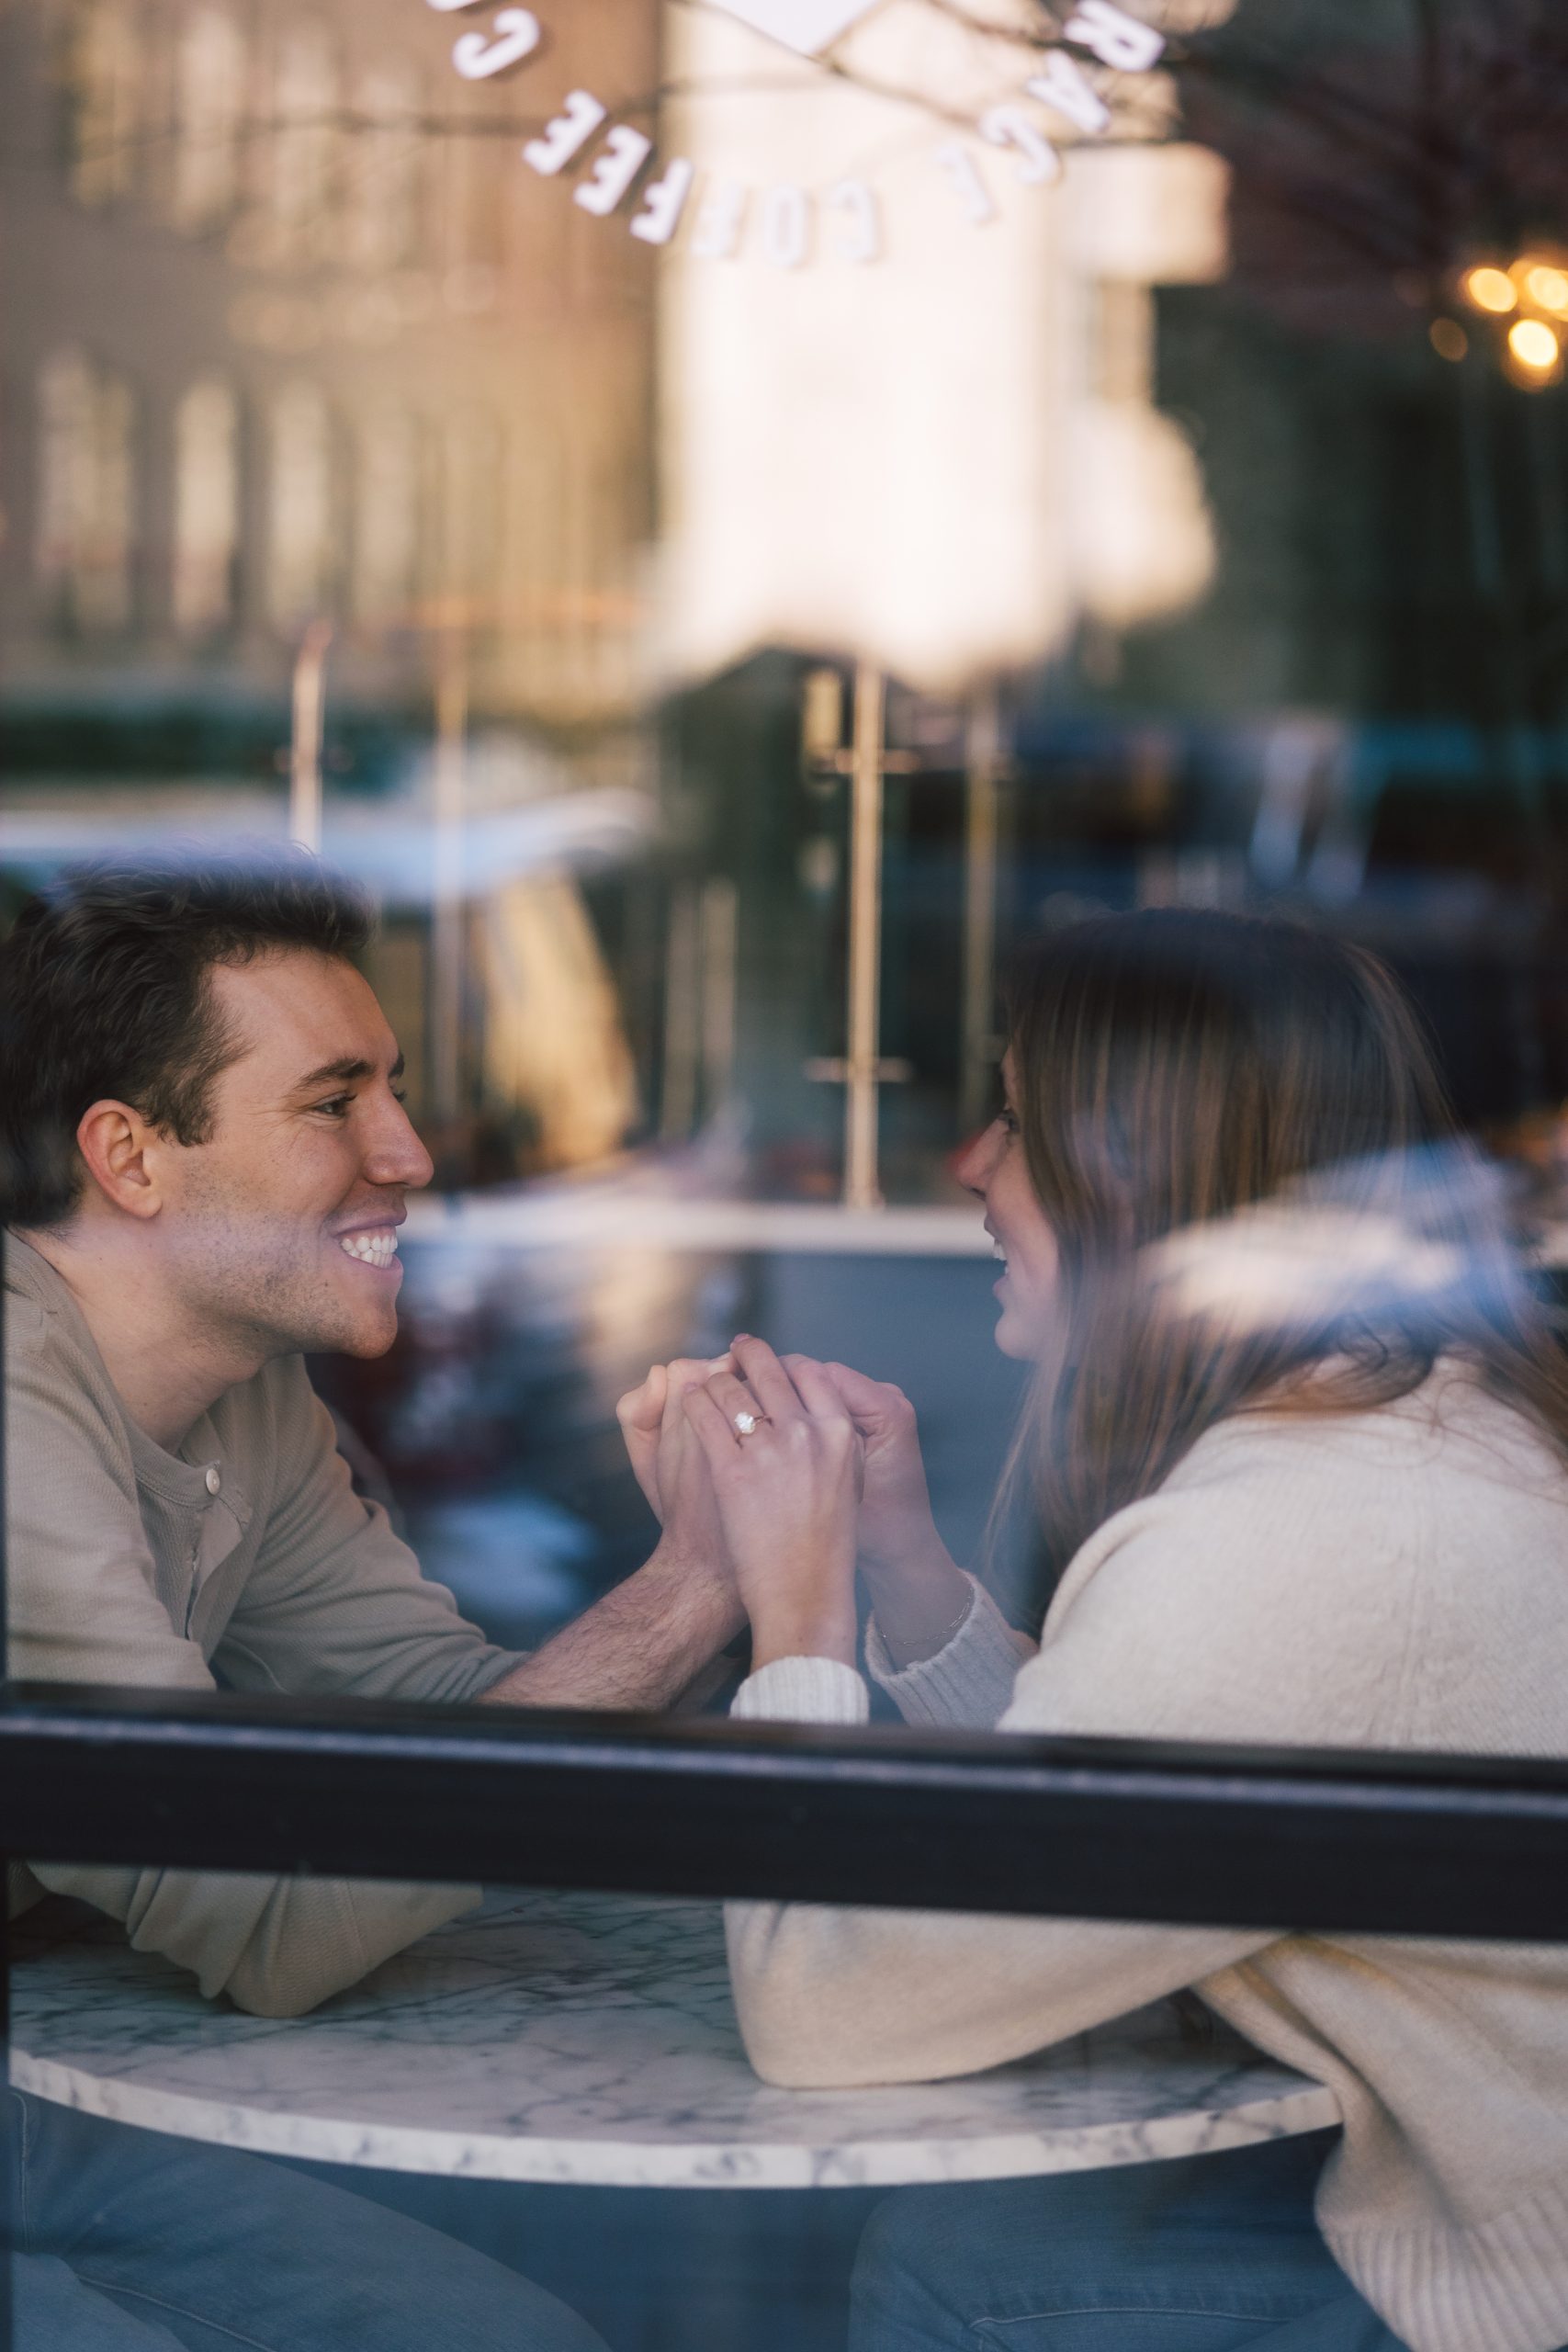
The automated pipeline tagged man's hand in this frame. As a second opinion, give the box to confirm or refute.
[616,1354,733,1525]
[479,1355,744,1714]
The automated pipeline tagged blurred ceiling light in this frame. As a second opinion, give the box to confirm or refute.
[1428,317,1468,362]
[1507,317,1561,376]
[658,0,1227,691]
[1462,266,1517,314]
[1524,263,1568,315]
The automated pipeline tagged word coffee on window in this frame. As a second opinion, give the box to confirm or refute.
[422,0,1168,269]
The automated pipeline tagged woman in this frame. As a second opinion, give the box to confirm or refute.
[621,910,1568,2352]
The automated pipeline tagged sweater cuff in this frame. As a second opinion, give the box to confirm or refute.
[864,1574,1033,1728]
[731,1657,870,1724]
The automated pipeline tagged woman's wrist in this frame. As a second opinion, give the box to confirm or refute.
[861,1531,971,1669]
[748,1600,859,1672]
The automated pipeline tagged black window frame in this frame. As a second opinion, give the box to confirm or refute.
[4,1680,1568,1944]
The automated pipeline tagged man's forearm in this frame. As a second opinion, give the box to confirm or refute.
[479,1543,744,1712]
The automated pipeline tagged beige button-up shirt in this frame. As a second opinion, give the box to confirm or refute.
[5,1231,520,2016]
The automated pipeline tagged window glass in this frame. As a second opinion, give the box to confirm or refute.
[6,0,1568,2343]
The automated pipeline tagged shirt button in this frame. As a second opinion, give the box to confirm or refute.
[204,1466,221,1496]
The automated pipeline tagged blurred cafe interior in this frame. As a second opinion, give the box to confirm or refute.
[6,0,1568,2343]
[7,0,1567,1647]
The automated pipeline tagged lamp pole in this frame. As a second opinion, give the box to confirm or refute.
[288,619,333,851]
[804,662,916,1207]
[959,688,1004,1138]
[431,624,468,1132]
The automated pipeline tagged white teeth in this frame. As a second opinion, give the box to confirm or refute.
[340,1230,399,1269]
[991,1241,1008,1262]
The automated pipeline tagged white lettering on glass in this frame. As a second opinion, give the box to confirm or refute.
[827,178,880,263]
[575,124,652,215]
[523,90,607,175]
[979,105,1060,185]
[1024,50,1111,134]
[933,142,996,225]
[1064,1,1165,73]
[690,180,746,259]
[630,157,695,244]
[761,184,809,267]
[452,6,540,78]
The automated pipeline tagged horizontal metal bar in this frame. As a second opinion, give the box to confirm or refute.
[401,1194,992,1256]
[5,1684,1568,1942]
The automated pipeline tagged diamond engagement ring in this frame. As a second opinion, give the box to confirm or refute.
[733,1410,759,1437]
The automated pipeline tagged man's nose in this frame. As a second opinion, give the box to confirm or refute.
[366,1098,435,1192]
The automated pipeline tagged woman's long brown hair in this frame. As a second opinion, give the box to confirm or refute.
[992,909,1568,1618]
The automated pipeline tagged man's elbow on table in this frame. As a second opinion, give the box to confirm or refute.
[222,1969,331,2021]
[218,1939,370,2019]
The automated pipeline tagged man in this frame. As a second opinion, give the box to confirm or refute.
[1,848,736,2350]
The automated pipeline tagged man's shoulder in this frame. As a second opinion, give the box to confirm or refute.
[6,1230,116,1401]
[4,1237,140,1509]
[4,1229,68,1350]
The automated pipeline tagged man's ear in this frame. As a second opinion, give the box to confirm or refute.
[75,1100,164,1221]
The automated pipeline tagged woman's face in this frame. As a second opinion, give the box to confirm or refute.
[954,1051,1059,1359]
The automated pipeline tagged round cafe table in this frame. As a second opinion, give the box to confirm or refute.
[8,1889,1337,2189]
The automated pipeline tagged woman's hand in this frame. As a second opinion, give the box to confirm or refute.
[786,1357,972,1670]
[796,1360,940,1576]
[683,1336,863,1669]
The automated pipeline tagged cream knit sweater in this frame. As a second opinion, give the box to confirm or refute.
[728,1365,1568,2352]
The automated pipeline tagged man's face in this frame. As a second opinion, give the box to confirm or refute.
[152,949,434,1362]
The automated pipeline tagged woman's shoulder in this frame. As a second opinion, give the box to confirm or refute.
[1021,1362,1568,1750]
[1045,1357,1568,1650]
[1165,1356,1568,1507]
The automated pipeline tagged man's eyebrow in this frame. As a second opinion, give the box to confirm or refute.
[293,1051,404,1092]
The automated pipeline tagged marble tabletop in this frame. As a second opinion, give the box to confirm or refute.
[9,1890,1337,2189]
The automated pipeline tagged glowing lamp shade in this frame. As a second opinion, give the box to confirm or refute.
[1525,264,1568,316]
[1463,266,1517,314]
[1508,318,1561,374]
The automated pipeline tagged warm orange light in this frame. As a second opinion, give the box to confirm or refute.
[1463,266,1518,314]
[1508,318,1561,373]
[1428,318,1468,362]
[1525,264,1568,315]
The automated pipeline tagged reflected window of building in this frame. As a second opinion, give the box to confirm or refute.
[442,112,503,277]
[266,380,334,630]
[352,403,423,626]
[345,63,423,273]
[265,24,339,264]
[430,409,504,615]
[172,379,240,636]
[170,7,246,232]
[67,0,141,208]
[478,876,640,1170]
[35,348,136,634]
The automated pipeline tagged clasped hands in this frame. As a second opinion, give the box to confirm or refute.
[616,1337,969,1675]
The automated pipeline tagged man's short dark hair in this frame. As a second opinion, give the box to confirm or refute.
[0,845,373,1227]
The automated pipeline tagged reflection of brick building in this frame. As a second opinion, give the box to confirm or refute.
[0,0,659,745]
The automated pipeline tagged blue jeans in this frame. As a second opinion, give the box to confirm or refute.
[5,2090,611,2352]
[850,2131,1414,2352]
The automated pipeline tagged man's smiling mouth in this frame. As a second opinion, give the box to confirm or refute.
[339,1230,400,1270]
